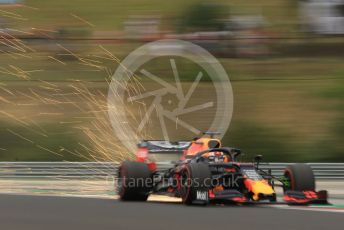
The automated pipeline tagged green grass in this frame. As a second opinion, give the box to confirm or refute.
[9,0,298,32]
[1,54,344,162]
[12,0,202,30]
[0,0,343,162]
[224,121,293,162]
[0,122,85,161]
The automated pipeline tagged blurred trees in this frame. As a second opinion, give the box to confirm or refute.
[179,3,228,32]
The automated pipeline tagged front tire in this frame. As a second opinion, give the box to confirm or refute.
[283,163,315,191]
[180,163,211,205]
[118,161,152,201]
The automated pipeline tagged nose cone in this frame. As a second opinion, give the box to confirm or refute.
[245,180,275,201]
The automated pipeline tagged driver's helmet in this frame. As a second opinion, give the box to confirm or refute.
[200,151,230,163]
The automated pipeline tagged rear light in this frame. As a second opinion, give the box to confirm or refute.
[136,147,148,162]
[136,147,157,171]
[147,162,157,171]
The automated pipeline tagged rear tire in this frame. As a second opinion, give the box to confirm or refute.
[118,161,152,201]
[284,163,315,191]
[180,163,211,205]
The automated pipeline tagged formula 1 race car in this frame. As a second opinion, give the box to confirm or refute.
[117,132,328,205]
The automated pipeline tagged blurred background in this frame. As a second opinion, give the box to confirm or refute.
[0,0,343,162]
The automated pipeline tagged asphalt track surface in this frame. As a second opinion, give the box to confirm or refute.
[0,194,343,230]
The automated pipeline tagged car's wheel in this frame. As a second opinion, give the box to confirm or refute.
[118,161,152,201]
[283,163,315,191]
[180,163,211,205]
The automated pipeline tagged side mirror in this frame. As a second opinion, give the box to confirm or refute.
[254,154,263,162]
[228,148,241,161]
[254,154,263,168]
[229,148,241,156]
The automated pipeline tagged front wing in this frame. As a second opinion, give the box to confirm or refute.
[192,189,328,205]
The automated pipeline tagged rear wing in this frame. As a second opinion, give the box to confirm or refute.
[138,140,191,153]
